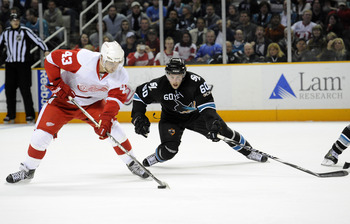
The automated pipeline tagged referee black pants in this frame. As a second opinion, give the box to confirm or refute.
[5,62,35,119]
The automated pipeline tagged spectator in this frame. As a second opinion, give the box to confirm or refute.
[296,0,311,19]
[336,1,350,30]
[120,0,133,17]
[203,4,220,29]
[154,36,180,65]
[146,0,167,28]
[0,13,49,124]
[319,37,349,61]
[270,0,284,14]
[265,42,287,62]
[89,21,114,49]
[326,31,338,42]
[239,42,263,63]
[56,0,80,36]
[189,17,207,50]
[43,0,63,40]
[178,5,196,31]
[164,18,181,44]
[103,4,127,39]
[73,33,94,51]
[167,0,185,18]
[280,0,298,27]
[227,4,240,30]
[191,0,206,18]
[195,29,222,63]
[209,41,240,64]
[174,30,197,62]
[0,0,10,24]
[252,1,272,28]
[238,0,259,15]
[237,11,257,42]
[115,19,133,46]
[251,25,272,58]
[126,39,154,66]
[292,38,315,61]
[311,0,327,27]
[265,13,285,43]
[232,29,245,54]
[212,19,235,46]
[127,1,149,32]
[146,28,160,56]
[291,9,316,41]
[278,27,296,55]
[307,24,327,58]
[94,35,113,52]
[121,31,137,64]
[136,17,150,41]
[167,9,180,30]
[25,8,49,38]
[325,13,343,38]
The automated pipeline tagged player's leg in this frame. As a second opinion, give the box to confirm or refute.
[143,120,184,167]
[6,99,72,183]
[322,124,350,166]
[3,63,18,123]
[83,101,149,178]
[188,114,267,162]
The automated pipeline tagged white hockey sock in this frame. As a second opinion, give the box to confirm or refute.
[119,149,135,165]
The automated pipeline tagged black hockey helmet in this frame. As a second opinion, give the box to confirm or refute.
[165,58,186,75]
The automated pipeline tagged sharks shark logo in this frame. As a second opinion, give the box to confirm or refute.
[270,74,296,99]
[174,100,197,114]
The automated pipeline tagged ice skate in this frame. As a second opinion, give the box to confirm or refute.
[246,151,268,163]
[321,149,338,166]
[3,116,15,124]
[6,163,35,183]
[142,153,159,167]
[127,161,149,179]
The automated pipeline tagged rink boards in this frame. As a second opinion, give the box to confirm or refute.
[0,61,349,123]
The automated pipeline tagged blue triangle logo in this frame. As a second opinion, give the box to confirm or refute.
[270,74,296,99]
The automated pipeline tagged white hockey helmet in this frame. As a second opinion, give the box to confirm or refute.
[100,41,124,65]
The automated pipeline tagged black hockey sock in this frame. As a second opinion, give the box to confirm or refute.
[332,125,350,155]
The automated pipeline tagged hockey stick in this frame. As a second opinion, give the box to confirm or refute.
[68,96,169,189]
[217,134,348,178]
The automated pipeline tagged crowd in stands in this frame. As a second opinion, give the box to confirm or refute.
[0,0,349,67]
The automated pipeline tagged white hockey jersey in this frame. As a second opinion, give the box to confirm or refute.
[45,49,129,108]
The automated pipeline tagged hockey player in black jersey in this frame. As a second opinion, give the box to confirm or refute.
[131,58,268,167]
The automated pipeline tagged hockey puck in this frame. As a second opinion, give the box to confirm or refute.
[158,185,167,189]
[343,162,350,169]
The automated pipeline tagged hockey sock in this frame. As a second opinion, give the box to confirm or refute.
[24,145,47,170]
[332,125,350,155]
[113,139,133,164]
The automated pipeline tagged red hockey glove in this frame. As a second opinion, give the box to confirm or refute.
[94,114,113,140]
[47,79,76,100]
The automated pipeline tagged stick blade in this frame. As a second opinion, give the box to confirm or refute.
[158,182,170,189]
[318,170,348,178]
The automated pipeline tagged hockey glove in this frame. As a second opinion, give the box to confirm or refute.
[47,78,76,100]
[94,114,113,140]
[207,120,222,142]
[132,115,150,138]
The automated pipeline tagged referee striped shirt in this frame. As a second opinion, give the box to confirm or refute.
[0,25,49,63]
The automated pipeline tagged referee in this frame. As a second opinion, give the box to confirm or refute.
[0,13,49,124]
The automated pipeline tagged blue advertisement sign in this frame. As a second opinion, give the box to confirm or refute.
[37,70,52,112]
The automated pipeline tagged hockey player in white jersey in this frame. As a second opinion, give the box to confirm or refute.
[6,41,149,183]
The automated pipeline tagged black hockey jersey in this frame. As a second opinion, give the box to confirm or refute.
[132,71,216,123]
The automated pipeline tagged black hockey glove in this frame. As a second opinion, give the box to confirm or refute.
[207,120,222,142]
[132,115,150,138]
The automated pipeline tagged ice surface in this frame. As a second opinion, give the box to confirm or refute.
[0,121,349,224]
